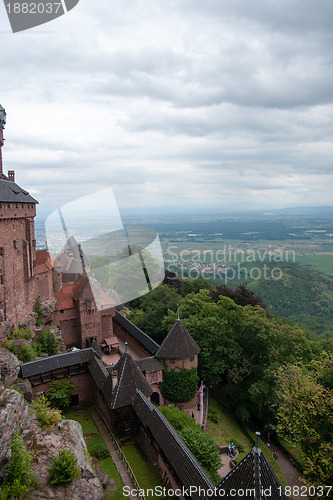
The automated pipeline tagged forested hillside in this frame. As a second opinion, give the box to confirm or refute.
[247,262,333,338]
[126,281,333,486]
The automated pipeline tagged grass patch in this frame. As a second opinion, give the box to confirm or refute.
[206,396,252,462]
[121,443,164,498]
[63,408,124,500]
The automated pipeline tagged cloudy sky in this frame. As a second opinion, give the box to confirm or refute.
[1,0,333,218]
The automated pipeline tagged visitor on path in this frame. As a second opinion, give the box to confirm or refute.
[191,412,195,419]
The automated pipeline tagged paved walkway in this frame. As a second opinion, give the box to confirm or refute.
[88,406,138,500]
[269,441,308,500]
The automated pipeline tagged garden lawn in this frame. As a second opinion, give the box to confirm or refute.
[206,396,252,461]
[63,408,124,500]
[121,443,164,498]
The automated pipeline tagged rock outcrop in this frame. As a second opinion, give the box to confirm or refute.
[0,348,20,386]
[0,386,104,499]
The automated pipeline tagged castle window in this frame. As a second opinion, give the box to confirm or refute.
[7,203,10,209]
[170,359,175,364]
[60,309,64,314]
[13,240,18,249]
[0,203,2,208]
[190,356,194,361]
[0,275,3,285]
[0,248,4,256]
[16,203,18,208]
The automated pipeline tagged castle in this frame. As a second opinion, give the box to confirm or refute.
[0,104,289,500]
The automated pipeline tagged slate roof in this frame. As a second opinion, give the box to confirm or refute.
[88,356,109,390]
[133,390,214,500]
[0,179,38,204]
[213,447,290,499]
[113,310,159,355]
[109,352,153,410]
[155,319,200,359]
[20,348,96,378]
[136,356,164,373]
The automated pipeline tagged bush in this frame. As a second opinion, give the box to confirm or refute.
[47,449,80,485]
[17,343,36,363]
[35,328,58,356]
[32,394,62,428]
[90,444,110,459]
[179,426,220,479]
[33,296,44,326]
[2,339,17,355]
[10,327,32,340]
[160,367,199,402]
[208,408,219,423]
[2,430,34,499]
[47,380,76,410]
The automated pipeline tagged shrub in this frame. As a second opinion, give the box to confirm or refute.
[32,394,62,428]
[3,430,34,499]
[2,339,17,355]
[33,296,44,326]
[10,327,32,340]
[90,444,110,459]
[47,380,76,410]
[179,426,220,478]
[208,408,219,423]
[160,367,199,402]
[35,328,58,356]
[47,449,80,485]
[17,343,36,363]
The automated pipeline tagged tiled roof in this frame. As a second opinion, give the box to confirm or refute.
[136,357,164,373]
[155,320,200,359]
[109,353,153,410]
[20,348,95,378]
[88,356,109,390]
[54,282,77,310]
[113,310,159,354]
[0,179,38,204]
[133,390,213,500]
[213,447,290,499]
[36,250,53,274]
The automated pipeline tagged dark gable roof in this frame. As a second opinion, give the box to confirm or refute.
[88,356,109,390]
[20,348,96,378]
[113,310,159,355]
[136,356,164,373]
[0,179,38,204]
[213,448,290,500]
[133,390,213,500]
[109,352,153,410]
[155,319,200,359]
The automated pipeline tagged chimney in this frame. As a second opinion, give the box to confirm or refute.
[111,369,118,391]
[8,170,15,182]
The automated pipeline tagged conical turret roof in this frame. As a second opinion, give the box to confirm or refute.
[108,352,153,410]
[155,319,200,359]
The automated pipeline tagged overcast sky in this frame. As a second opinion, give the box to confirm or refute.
[1,0,333,218]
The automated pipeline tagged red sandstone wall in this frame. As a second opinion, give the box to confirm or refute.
[163,355,198,370]
[32,371,95,404]
[36,270,53,301]
[113,320,149,359]
[0,204,38,336]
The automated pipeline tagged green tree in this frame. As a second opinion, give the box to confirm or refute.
[179,426,220,478]
[127,283,179,343]
[47,380,76,409]
[3,430,34,499]
[275,362,333,486]
[18,343,36,363]
[35,327,58,356]
[47,449,80,485]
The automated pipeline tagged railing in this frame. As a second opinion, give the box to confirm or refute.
[92,404,145,500]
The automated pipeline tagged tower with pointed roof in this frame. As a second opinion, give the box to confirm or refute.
[155,318,200,370]
[0,105,39,337]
